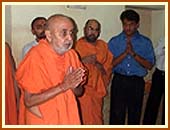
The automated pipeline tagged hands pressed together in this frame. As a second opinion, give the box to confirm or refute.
[125,38,136,57]
[61,66,88,92]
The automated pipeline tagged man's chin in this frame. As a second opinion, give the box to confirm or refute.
[86,38,96,43]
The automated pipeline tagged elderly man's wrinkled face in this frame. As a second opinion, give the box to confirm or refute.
[84,21,100,43]
[46,17,74,55]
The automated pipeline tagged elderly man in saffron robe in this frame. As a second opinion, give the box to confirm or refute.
[16,14,87,125]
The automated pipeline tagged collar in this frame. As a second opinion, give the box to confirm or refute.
[121,31,140,40]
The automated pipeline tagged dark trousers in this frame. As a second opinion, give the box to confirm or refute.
[143,68,165,125]
[109,74,145,125]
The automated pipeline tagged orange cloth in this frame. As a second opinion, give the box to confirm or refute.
[5,43,18,125]
[75,37,113,125]
[16,39,83,125]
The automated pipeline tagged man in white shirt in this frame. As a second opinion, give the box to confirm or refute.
[22,17,47,59]
[143,37,165,125]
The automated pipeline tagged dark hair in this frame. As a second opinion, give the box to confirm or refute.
[31,17,47,29]
[120,9,140,23]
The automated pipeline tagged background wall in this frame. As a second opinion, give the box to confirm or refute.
[5,4,124,65]
[5,5,165,65]
[5,4,165,66]
[151,10,165,47]
[4,3,166,125]
[5,5,12,45]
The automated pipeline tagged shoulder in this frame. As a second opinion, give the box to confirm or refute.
[23,41,44,59]
[137,33,152,44]
[97,39,107,44]
[67,49,79,57]
[24,40,37,46]
[158,37,165,45]
[76,37,85,45]
[23,41,37,49]
[23,47,39,60]
[77,37,85,42]
[75,37,87,51]
[108,32,123,44]
[97,39,109,48]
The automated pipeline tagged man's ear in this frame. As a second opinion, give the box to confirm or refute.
[45,30,52,42]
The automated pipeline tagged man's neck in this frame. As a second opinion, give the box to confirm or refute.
[125,30,138,39]
[126,35,133,40]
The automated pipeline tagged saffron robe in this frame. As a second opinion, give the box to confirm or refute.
[75,37,113,125]
[16,39,82,125]
[5,43,18,125]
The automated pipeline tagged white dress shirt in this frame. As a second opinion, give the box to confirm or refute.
[155,37,165,71]
[22,40,38,59]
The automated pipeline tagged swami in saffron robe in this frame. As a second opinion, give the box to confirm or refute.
[16,39,83,125]
[5,43,18,125]
[75,37,113,125]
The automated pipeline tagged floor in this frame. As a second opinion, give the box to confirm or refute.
[103,81,164,125]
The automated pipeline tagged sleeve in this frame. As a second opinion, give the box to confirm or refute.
[21,45,30,60]
[16,51,49,94]
[146,39,155,65]
[21,46,26,60]
[108,38,115,56]
[155,37,165,57]
[103,45,113,86]
[140,38,155,65]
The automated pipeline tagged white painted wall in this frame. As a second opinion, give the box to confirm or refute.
[151,10,165,47]
[5,5,12,45]
[6,4,124,65]
[5,4,165,66]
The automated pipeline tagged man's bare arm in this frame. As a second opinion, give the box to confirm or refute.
[24,67,86,108]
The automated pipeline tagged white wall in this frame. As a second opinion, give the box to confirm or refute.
[5,4,165,66]
[7,4,124,65]
[5,5,12,45]
[151,10,165,47]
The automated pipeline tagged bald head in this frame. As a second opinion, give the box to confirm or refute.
[45,14,77,32]
[45,14,77,55]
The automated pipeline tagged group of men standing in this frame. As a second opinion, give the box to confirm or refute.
[5,9,165,125]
